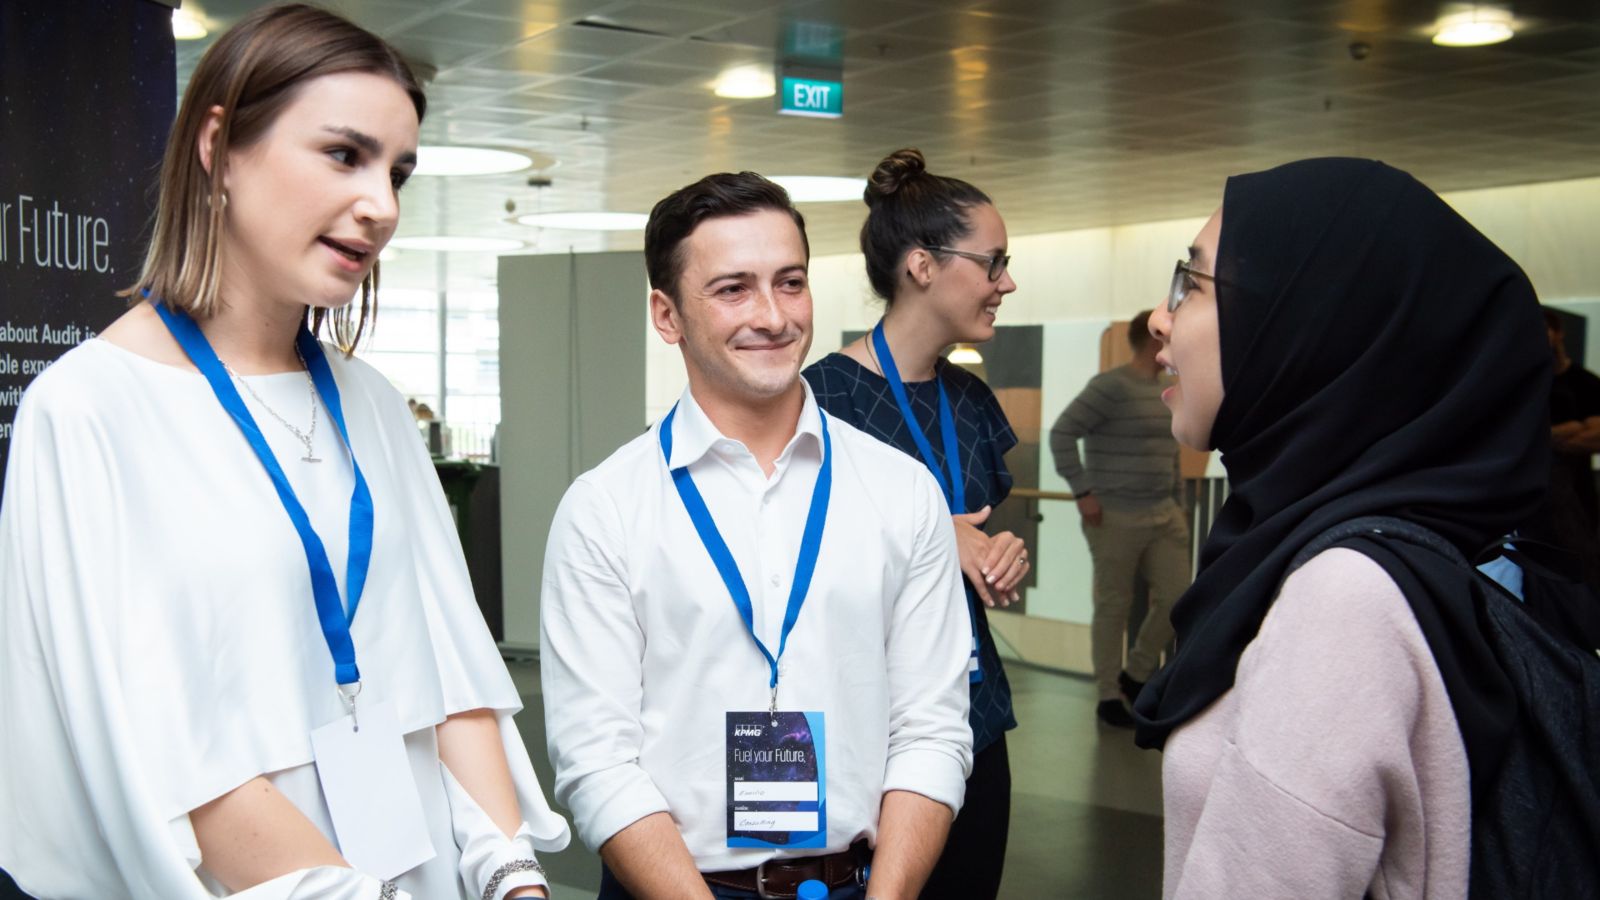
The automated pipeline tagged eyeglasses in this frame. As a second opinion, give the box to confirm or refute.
[926,246,1011,282]
[1168,259,1228,312]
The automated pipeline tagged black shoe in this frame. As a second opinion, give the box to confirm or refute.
[1119,671,1146,705]
[1096,699,1136,729]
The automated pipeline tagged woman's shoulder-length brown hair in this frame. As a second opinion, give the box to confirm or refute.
[123,2,425,356]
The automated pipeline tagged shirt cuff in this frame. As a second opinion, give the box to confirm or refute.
[883,746,969,817]
[441,765,549,900]
[565,763,674,852]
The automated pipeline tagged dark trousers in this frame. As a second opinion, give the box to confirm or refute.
[921,734,1011,900]
[598,865,866,899]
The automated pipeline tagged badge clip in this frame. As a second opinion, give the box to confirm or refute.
[338,680,363,733]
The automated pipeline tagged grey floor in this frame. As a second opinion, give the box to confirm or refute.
[508,661,1164,900]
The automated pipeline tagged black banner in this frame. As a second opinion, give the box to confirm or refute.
[0,0,175,494]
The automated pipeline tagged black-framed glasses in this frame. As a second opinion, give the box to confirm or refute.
[1168,259,1228,312]
[926,245,1011,281]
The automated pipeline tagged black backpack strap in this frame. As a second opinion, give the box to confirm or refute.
[1287,515,1469,580]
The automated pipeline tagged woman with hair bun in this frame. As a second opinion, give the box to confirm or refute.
[0,5,566,898]
[803,148,1023,900]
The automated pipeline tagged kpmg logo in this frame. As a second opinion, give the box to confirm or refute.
[733,724,763,737]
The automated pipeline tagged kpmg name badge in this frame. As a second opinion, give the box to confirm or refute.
[726,711,826,849]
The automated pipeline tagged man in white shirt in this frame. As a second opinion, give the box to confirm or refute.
[540,172,974,900]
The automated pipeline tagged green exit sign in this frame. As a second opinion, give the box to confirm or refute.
[779,76,842,118]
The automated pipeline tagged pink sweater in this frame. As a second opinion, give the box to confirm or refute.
[1163,548,1471,899]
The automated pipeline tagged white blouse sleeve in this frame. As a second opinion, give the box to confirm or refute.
[0,383,219,899]
[358,366,570,853]
[231,867,411,900]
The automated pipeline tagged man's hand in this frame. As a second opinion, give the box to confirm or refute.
[952,506,1025,607]
[1076,493,1103,527]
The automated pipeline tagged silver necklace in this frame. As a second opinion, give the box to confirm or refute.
[223,350,321,463]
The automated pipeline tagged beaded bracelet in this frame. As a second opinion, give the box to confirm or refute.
[483,858,545,900]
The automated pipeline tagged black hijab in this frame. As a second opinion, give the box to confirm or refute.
[1132,158,1551,792]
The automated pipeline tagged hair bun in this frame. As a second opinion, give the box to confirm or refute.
[865,148,927,205]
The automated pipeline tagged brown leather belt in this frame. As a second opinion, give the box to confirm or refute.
[702,840,871,899]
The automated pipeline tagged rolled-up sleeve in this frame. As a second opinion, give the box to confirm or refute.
[539,478,671,852]
[880,469,974,814]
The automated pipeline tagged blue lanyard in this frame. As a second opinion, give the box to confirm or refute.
[154,303,374,688]
[871,321,984,683]
[659,402,831,712]
[871,321,965,515]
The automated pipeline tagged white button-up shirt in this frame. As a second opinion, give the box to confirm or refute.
[540,383,973,872]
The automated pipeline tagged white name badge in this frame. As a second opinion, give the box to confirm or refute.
[309,699,436,880]
[726,711,826,850]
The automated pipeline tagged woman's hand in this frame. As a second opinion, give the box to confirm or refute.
[952,506,1027,607]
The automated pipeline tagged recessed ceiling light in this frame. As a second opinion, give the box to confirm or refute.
[172,9,207,40]
[770,175,868,203]
[713,65,776,99]
[414,146,533,177]
[388,236,525,253]
[1433,6,1515,46]
[516,212,649,231]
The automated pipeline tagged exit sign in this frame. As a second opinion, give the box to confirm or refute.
[780,76,842,118]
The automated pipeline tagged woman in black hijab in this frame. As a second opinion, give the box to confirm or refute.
[1138,158,1554,897]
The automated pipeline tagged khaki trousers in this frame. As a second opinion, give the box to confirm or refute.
[1081,501,1190,700]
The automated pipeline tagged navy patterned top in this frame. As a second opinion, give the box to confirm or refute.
[803,352,1018,754]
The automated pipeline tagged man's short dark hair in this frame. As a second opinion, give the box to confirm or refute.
[644,172,809,303]
[1127,309,1154,351]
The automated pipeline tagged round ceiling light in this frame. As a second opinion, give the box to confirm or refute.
[713,65,776,99]
[413,146,533,177]
[387,236,525,253]
[1432,7,1515,46]
[516,212,649,231]
[769,175,868,203]
[172,8,207,40]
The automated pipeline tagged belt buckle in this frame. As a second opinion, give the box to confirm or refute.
[755,858,776,900]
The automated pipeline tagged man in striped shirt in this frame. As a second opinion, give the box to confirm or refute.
[1049,310,1189,729]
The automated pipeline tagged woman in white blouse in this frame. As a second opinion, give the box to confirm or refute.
[0,5,567,898]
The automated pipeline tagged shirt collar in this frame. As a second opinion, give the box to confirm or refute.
[665,380,823,472]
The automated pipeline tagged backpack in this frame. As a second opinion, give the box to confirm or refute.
[1289,516,1600,900]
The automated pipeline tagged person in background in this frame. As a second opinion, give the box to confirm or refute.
[0,6,567,898]
[541,171,973,900]
[803,147,1024,900]
[1538,306,1600,586]
[1138,158,1552,897]
[1048,310,1187,729]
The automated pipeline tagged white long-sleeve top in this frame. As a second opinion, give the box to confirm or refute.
[539,384,974,872]
[0,338,570,899]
